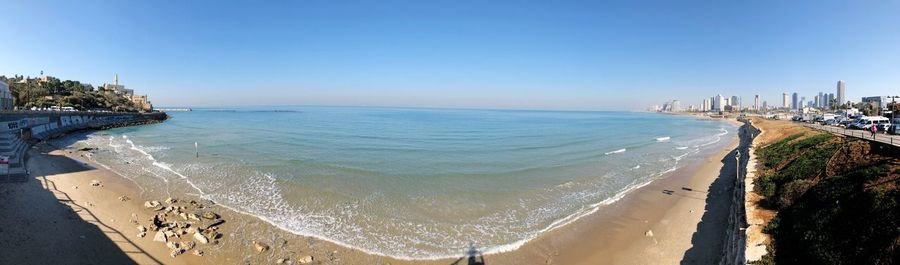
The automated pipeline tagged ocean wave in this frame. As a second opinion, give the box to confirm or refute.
[604,148,626,155]
[655,136,671,142]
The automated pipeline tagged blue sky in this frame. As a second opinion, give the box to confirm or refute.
[1,0,898,110]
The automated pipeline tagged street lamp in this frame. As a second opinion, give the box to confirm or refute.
[735,150,741,180]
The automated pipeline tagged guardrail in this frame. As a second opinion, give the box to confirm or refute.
[803,123,900,147]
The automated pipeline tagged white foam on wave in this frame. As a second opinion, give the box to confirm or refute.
[655,136,671,142]
[605,148,626,155]
[632,165,641,169]
[676,146,688,150]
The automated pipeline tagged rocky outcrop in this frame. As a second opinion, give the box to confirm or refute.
[136,197,224,259]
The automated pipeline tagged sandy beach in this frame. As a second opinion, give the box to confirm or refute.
[0,118,744,264]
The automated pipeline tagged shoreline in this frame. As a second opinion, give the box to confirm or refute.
[11,118,744,264]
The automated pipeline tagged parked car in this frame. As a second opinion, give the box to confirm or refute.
[824,119,839,126]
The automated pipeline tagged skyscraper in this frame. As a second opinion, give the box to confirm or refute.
[754,95,760,110]
[730,96,739,108]
[714,94,725,111]
[817,92,824,108]
[836,80,846,107]
[792,92,799,110]
[783,93,789,109]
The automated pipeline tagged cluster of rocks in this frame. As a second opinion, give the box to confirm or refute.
[138,197,223,258]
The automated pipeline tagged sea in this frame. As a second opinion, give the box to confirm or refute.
[52,106,737,259]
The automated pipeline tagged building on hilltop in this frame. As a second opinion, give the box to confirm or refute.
[101,74,135,96]
[101,74,153,112]
[0,81,12,111]
[129,94,153,112]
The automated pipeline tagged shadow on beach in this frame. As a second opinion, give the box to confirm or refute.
[449,245,486,265]
[680,122,753,264]
[0,148,157,264]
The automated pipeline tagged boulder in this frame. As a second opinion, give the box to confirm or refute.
[144,201,161,208]
[165,197,177,204]
[90,180,102,187]
[645,230,654,237]
[298,255,314,264]
[170,248,184,258]
[137,232,146,238]
[201,211,218,220]
[253,241,270,253]
[137,225,147,233]
[193,232,209,244]
[187,213,201,221]
[192,250,203,256]
[153,231,167,242]
[276,258,287,264]
[166,242,180,250]
[183,241,196,251]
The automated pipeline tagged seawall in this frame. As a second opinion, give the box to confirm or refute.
[0,111,167,179]
[719,119,758,264]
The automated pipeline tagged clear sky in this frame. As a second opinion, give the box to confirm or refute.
[1,0,898,110]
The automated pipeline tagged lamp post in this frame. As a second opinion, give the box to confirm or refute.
[735,150,741,180]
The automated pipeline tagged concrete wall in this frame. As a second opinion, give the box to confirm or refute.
[0,111,167,140]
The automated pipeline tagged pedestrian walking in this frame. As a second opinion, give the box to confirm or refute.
[871,124,878,139]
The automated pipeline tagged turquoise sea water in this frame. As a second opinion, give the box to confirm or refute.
[57,107,736,259]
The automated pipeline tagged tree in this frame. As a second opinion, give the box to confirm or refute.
[861,102,881,116]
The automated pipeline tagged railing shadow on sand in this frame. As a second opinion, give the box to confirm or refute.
[0,147,161,264]
[38,175,163,264]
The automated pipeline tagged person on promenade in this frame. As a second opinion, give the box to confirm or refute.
[871,123,877,139]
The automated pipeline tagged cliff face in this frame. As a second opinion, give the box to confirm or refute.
[751,130,900,265]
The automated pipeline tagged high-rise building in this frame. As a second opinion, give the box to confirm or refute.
[792,92,799,110]
[754,95,760,110]
[702,98,711,111]
[837,80,846,107]
[816,92,824,108]
[714,94,725,112]
[783,93,789,109]
[730,96,739,108]
[762,101,768,110]
[671,100,681,112]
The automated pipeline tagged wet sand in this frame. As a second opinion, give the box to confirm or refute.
[1,121,741,264]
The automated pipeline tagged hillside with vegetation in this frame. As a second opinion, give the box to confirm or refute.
[0,75,142,112]
[751,129,900,264]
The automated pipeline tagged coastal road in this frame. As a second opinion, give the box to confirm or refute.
[803,123,900,147]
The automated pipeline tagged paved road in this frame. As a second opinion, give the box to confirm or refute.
[803,123,900,147]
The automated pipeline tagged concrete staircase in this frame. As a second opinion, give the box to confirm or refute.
[0,130,28,181]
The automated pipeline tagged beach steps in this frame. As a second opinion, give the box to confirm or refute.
[0,131,28,181]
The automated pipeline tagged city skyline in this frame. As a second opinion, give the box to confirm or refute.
[1,1,899,111]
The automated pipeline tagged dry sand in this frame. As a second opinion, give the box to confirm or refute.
[1,119,743,264]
